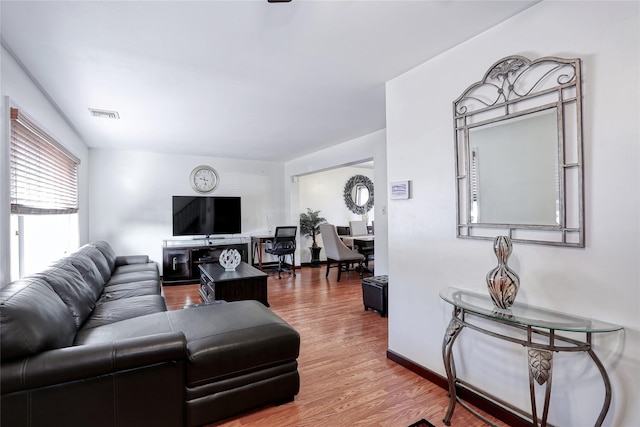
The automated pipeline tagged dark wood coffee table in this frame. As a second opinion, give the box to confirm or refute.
[199,262,269,306]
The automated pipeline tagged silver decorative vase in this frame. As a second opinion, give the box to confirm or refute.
[219,248,241,271]
[486,236,520,309]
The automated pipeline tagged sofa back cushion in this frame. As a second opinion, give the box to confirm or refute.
[75,245,112,283]
[58,254,105,301]
[90,241,117,273]
[0,277,76,362]
[34,265,96,328]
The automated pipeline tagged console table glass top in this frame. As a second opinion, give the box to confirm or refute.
[440,286,623,427]
[440,287,622,333]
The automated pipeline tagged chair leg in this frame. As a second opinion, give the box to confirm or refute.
[291,253,296,277]
[337,262,342,281]
[325,260,331,278]
[358,260,363,278]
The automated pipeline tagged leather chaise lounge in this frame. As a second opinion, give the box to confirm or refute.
[0,241,300,427]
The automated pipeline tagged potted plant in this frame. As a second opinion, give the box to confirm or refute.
[299,208,327,267]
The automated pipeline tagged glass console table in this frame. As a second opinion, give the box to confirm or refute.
[440,287,623,427]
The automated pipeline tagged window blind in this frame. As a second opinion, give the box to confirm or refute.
[10,107,80,215]
[470,148,479,203]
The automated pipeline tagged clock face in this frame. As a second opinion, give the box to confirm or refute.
[190,166,219,193]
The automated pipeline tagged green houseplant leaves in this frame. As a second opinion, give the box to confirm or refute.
[299,208,327,249]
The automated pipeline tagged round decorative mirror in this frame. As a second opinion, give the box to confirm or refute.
[343,175,374,214]
[352,184,370,206]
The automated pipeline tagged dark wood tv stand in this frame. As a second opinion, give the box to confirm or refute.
[162,238,249,285]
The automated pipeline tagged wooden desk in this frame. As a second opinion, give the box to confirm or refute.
[199,262,269,306]
[250,234,274,270]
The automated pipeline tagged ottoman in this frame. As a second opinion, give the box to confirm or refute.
[175,301,301,426]
[362,275,389,317]
[75,300,301,426]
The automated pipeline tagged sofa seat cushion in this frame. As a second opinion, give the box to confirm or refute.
[105,270,159,287]
[112,262,158,276]
[75,301,300,386]
[0,278,77,361]
[79,295,167,330]
[97,280,161,304]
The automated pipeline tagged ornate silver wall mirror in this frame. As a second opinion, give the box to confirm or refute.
[344,175,374,215]
[453,56,584,247]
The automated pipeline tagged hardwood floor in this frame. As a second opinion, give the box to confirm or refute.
[163,266,508,427]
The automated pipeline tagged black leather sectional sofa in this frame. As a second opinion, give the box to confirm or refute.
[0,241,300,427]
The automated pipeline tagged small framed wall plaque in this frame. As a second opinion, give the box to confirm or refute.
[390,180,410,200]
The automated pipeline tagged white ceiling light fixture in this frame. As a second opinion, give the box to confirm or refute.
[89,108,120,119]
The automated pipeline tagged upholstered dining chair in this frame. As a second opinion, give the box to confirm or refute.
[319,224,364,281]
[265,226,297,279]
[349,220,368,236]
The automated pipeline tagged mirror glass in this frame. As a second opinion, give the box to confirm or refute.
[468,109,559,226]
[352,184,370,207]
[344,175,374,215]
[453,55,584,247]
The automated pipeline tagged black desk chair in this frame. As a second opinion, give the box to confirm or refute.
[336,226,351,237]
[354,239,374,271]
[265,226,297,279]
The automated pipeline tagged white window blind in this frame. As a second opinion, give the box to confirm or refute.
[10,107,80,215]
[470,148,479,204]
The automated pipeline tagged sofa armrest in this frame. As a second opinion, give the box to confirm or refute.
[1,332,186,394]
[115,254,150,266]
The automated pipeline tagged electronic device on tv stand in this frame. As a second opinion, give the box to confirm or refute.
[172,196,241,237]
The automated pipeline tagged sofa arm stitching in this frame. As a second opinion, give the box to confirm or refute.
[19,357,28,388]
[111,344,118,424]
[22,358,33,423]
[28,387,32,425]
[165,311,176,333]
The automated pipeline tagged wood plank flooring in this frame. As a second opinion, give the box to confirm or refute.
[163,266,507,427]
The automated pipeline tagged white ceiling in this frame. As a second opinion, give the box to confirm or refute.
[1,0,537,162]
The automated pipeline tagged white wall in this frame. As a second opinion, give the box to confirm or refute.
[298,166,373,263]
[385,2,639,426]
[88,148,284,273]
[0,46,89,284]
[285,129,388,274]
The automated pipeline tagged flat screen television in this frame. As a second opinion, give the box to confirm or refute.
[172,196,241,236]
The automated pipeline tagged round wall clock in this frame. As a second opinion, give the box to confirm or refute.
[190,165,219,193]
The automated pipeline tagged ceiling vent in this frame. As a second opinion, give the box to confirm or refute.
[89,108,120,119]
